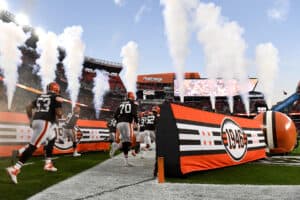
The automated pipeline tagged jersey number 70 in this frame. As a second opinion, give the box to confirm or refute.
[120,103,131,114]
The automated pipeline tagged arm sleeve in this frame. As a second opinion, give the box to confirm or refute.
[114,107,120,121]
[31,99,37,109]
[54,95,63,108]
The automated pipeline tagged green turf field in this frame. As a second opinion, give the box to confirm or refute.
[167,163,300,185]
[291,142,300,155]
[0,151,110,200]
[1,143,300,199]
[167,141,300,185]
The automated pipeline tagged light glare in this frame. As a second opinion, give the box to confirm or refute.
[35,27,46,37]
[15,13,30,26]
[0,0,9,11]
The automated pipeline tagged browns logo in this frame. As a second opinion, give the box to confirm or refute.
[221,118,247,161]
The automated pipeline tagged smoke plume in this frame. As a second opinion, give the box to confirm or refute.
[160,0,197,102]
[194,2,249,114]
[36,31,59,92]
[255,43,279,109]
[120,41,139,94]
[92,70,110,119]
[0,0,8,10]
[0,21,28,110]
[59,26,85,107]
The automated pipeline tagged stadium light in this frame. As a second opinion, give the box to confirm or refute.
[15,12,30,26]
[0,0,9,11]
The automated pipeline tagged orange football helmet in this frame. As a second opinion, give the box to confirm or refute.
[47,82,60,94]
[152,105,160,114]
[127,91,135,100]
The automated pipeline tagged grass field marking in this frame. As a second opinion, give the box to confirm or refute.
[22,162,34,166]
[42,156,59,161]
[73,177,155,200]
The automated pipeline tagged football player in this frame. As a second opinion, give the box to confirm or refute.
[131,121,140,157]
[6,82,63,184]
[144,106,160,149]
[107,118,117,143]
[135,111,149,158]
[110,91,138,166]
[62,105,82,157]
[150,105,160,177]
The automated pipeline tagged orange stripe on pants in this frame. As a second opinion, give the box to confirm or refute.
[34,121,49,147]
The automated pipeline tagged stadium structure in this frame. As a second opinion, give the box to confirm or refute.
[1,9,300,158]
[136,73,300,138]
[137,72,266,116]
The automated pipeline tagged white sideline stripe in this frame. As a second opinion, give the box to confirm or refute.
[23,157,60,166]
[43,157,59,161]
[23,162,34,166]
[266,111,274,149]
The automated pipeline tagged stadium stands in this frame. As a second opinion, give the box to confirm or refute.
[137,72,268,118]
[0,46,126,120]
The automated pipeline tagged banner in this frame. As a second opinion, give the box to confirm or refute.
[0,112,110,157]
[156,103,266,177]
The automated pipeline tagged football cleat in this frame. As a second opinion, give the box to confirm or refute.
[73,151,81,157]
[124,159,134,167]
[131,151,137,157]
[6,167,20,184]
[109,142,119,158]
[44,162,57,172]
[140,151,145,159]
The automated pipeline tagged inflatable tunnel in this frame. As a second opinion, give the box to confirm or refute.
[156,102,267,177]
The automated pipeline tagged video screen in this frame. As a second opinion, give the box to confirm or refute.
[174,79,257,97]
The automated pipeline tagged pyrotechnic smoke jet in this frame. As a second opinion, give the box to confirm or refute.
[255,43,279,109]
[160,0,197,102]
[120,41,139,94]
[59,26,85,108]
[92,70,110,119]
[0,21,28,110]
[0,0,8,11]
[194,1,249,114]
[36,30,59,92]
